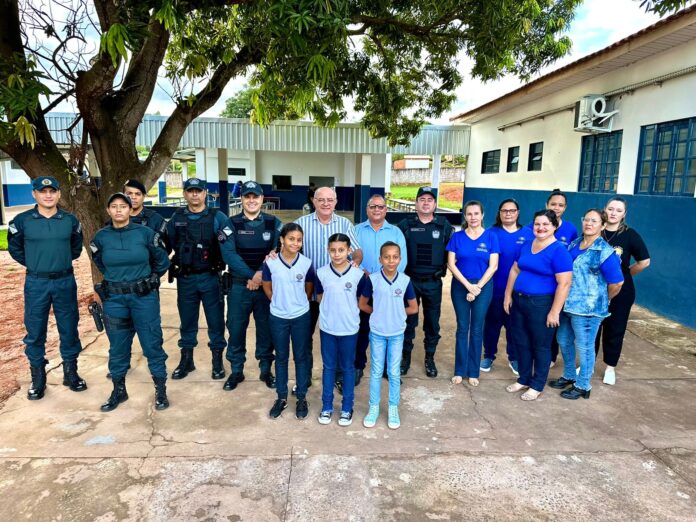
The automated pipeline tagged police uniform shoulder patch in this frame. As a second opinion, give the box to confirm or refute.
[76,221,82,234]
[217,230,227,243]
[89,241,99,254]
[222,226,233,237]
[8,223,18,234]
[153,232,161,247]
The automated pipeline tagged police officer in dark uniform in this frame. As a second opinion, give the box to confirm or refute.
[102,179,167,379]
[8,176,86,400]
[219,181,282,391]
[397,187,454,378]
[123,179,167,234]
[166,178,228,380]
[91,192,171,411]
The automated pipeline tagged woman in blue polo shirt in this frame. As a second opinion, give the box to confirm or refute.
[447,201,499,387]
[481,199,533,376]
[262,223,316,420]
[549,209,624,400]
[504,209,573,401]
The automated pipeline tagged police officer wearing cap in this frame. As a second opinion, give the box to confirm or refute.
[91,193,171,411]
[8,176,86,400]
[101,179,167,379]
[397,187,454,378]
[219,181,282,391]
[166,178,228,380]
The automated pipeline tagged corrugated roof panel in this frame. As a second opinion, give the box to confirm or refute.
[45,113,469,155]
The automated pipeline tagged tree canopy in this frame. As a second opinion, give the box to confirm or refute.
[220,86,254,119]
[0,0,689,223]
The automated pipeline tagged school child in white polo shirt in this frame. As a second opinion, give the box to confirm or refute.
[359,241,418,429]
[262,223,316,420]
[315,233,365,427]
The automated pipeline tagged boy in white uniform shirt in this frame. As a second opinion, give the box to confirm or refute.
[315,233,365,426]
[359,242,418,429]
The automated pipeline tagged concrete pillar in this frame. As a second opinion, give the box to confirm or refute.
[182,161,189,177]
[217,148,229,215]
[431,154,441,203]
[157,174,167,204]
[354,154,372,224]
[195,148,206,182]
[385,154,392,194]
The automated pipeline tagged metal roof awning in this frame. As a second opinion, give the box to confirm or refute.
[45,114,470,156]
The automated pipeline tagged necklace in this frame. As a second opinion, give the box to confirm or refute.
[603,229,619,243]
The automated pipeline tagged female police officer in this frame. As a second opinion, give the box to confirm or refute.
[90,193,171,411]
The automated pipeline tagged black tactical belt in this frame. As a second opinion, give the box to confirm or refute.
[409,274,441,282]
[26,268,74,279]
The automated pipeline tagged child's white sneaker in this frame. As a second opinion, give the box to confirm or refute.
[318,410,332,425]
[603,367,616,385]
[387,405,401,429]
[363,404,379,428]
[338,410,353,427]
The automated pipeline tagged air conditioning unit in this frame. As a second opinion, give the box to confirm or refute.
[573,95,619,133]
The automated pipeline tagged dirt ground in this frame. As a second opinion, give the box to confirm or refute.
[0,250,96,407]
[439,184,464,206]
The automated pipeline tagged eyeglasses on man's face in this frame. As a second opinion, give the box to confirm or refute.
[315,198,336,204]
[368,204,386,210]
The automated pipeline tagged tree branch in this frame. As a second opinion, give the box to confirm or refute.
[41,88,76,114]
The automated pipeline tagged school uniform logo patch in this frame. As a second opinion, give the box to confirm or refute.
[296,274,304,281]
[394,288,403,295]
[432,230,440,239]
[345,282,352,289]
[477,242,488,252]
[262,231,272,241]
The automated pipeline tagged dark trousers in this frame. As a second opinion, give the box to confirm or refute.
[483,294,518,362]
[23,274,81,367]
[176,272,226,351]
[271,311,311,400]
[320,330,358,412]
[403,278,443,356]
[451,279,492,378]
[354,276,371,371]
[307,300,320,380]
[510,292,555,392]
[595,284,635,367]
[226,283,274,374]
[104,292,167,379]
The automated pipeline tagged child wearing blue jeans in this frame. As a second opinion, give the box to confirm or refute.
[359,242,418,429]
[262,223,315,420]
[315,233,364,427]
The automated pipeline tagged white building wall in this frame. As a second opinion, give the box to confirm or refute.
[464,38,696,195]
[370,153,387,188]
[1,160,31,184]
[255,151,347,186]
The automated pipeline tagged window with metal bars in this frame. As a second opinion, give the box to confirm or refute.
[636,118,696,196]
[481,149,501,174]
[578,131,622,193]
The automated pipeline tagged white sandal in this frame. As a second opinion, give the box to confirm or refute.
[506,383,528,393]
[521,389,542,401]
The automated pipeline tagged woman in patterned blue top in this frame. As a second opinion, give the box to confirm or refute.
[549,209,624,400]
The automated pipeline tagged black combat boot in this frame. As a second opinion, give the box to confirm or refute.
[400,350,411,376]
[100,377,128,412]
[425,353,438,378]
[63,360,87,392]
[27,359,48,400]
[172,348,195,379]
[211,349,225,380]
[153,376,170,410]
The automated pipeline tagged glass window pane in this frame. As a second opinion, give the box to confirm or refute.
[687,176,696,194]
[672,177,682,194]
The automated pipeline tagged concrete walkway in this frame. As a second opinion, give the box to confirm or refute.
[1,276,695,521]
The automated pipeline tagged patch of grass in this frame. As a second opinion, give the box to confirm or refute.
[387,183,463,211]
[0,229,8,251]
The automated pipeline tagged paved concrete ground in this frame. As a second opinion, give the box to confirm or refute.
[1,276,695,521]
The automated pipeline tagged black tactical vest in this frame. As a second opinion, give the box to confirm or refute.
[171,208,223,272]
[403,216,447,277]
[230,214,277,272]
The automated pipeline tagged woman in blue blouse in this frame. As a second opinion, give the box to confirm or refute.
[481,199,533,376]
[504,210,573,400]
[447,201,499,387]
[549,209,624,400]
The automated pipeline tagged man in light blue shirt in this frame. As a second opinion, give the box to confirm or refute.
[344,194,407,389]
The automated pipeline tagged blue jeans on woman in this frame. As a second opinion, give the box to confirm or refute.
[483,294,517,363]
[368,332,403,407]
[320,330,358,412]
[270,311,311,400]
[451,279,493,378]
[558,312,603,391]
[510,292,555,392]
